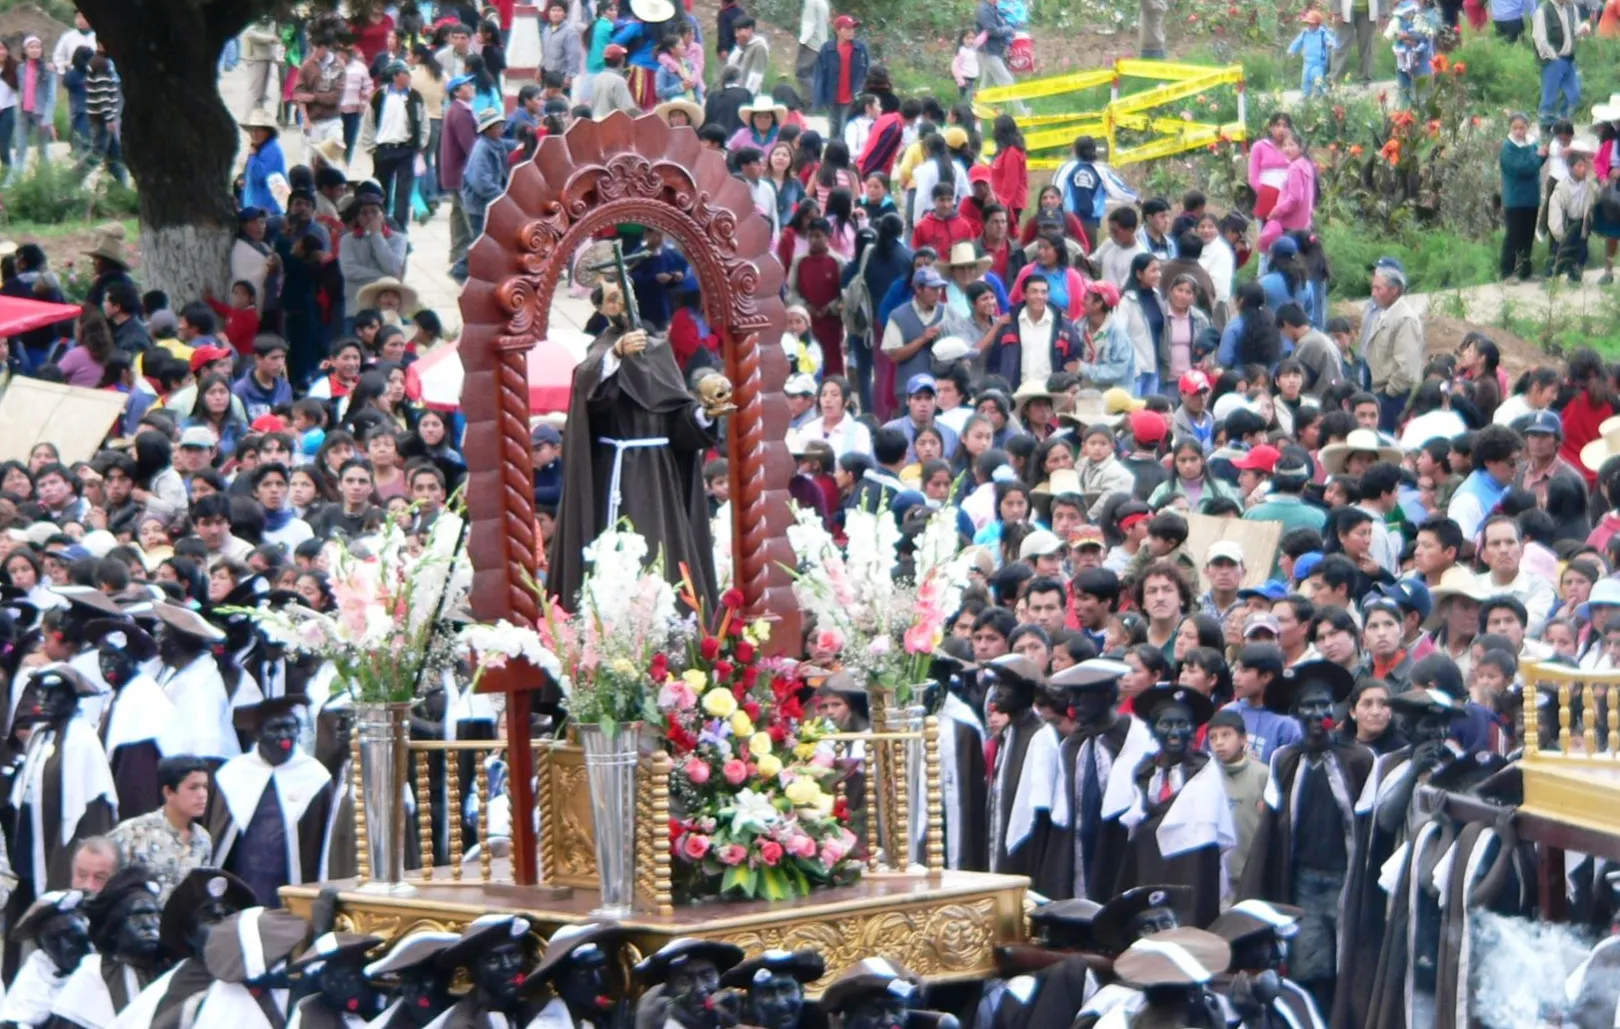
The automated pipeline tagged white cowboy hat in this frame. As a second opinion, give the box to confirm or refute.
[1567,133,1603,156]
[1423,566,1493,629]
[932,336,974,363]
[1012,378,1062,419]
[943,241,992,273]
[629,0,677,21]
[1581,420,1620,472]
[1317,428,1403,475]
[311,137,348,174]
[653,98,704,127]
[1059,388,1122,430]
[239,108,280,132]
[355,276,421,314]
[738,94,788,121]
[1590,94,1620,124]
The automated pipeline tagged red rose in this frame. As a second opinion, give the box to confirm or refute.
[759,840,784,866]
[740,665,760,689]
[699,636,721,661]
[768,723,788,744]
[649,652,669,678]
[666,723,698,753]
[833,798,850,821]
[742,701,761,721]
[721,589,745,610]
[714,660,735,681]
[735,641,757,663]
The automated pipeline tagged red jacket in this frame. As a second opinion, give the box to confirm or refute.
[206,297,262,356]
[911,211,976,255]
[990,145,1029,214]
[1562,390,1614,483]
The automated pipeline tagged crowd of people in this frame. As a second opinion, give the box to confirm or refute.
[0,0,1619,1025]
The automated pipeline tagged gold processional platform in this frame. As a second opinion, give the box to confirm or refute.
[282,719,1029,993]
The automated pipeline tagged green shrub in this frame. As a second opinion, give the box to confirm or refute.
[1450,30,1620,116]
[0,161,139,225]
[1317,221,1500,298]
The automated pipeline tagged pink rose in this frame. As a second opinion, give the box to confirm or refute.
[784,833,817,859]
[759,840,784,866]
[819,838,848,866]
[722,759,749,785]
[658,678,698,711]
[717,843,747,866]
[814,627,845,654]
[684,758,711,785]
[679,833,711,861]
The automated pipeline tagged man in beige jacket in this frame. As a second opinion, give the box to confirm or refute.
[1360,258,1424,433]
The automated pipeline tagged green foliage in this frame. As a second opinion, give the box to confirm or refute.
[0,0,77,22]
[0,160,138,226]
[1495,285,1620,360]
[1450,30,1620,116]
[1316,221,1500,298]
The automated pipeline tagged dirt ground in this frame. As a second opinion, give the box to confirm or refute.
[1337,308,1543,378]
[0,3,68,53]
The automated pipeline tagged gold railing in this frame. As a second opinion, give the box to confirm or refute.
[351,718,944,909]
[1521,662,1620,760]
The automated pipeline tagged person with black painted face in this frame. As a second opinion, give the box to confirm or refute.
[152,602,239,765]
[202,696,337,909]
[982,654,1059,880]
[85,619,181,819]
[5,666,116,937]
[185,906,312,1029]
[517,922,630,1029]
[1095,685,1231,929]
[47,866,169,1029]
[1208,901,1321,1029]
[1238,659,1371,1021]
[717,949,824,1029]
[816,959,929,1029]
[285,932,385,1029]
[432,914,540,1029]
[361,931,461,1029]
[0,891,93,1029]
[1041,658,1155,902]
[922,641,988,873]
[633,938,743,1029]
[119,869,258,1029]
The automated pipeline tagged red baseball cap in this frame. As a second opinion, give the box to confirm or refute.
[968,164,993,185]
[1128,409,1167,446]
[1178,370,1212,395]
[189,344,234,373]
[251,414,289,433]
[833,14,859,29]
[1084,279,1121,310]
[1232,444,1282,473]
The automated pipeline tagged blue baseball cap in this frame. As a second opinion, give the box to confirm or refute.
[1517,410,1562,437]
[1376,578,1433,622]
[906,373,938,396]
[1292,552,1324,585]
[447,74,475,93]
[912,266,948,290]
[1238,580,1289,602]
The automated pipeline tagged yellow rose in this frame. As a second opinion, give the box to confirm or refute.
[748,732,773,758]
[756,754,783,778]
[731,710,755,737]
[813,790,834,817]
[681,669,707,692]
[611,658,636,676]
[784,777,823,807]
[793,742,817,760]
[747,619,772,644]
[702,689,738,719]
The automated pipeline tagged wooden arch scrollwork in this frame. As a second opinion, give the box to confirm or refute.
[458,110,801,657]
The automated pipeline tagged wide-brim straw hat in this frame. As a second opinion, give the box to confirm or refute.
[1317,428,1403,475]
[944,241,992,273]
[654,99,704,126]
[739,94,788,120]
[1591,94,1620,124]
[1058,389,1122,430]
[355,276,420,313]
[1012,378,1061,419]
[1580,418,1620,472]
[240,108,280,132]
[629,0,677,20]
[311,137,348,173]
[82,224,137,268]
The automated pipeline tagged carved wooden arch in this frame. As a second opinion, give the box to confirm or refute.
[458,110,801,654]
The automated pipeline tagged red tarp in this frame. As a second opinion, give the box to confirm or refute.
[0,295,81,337]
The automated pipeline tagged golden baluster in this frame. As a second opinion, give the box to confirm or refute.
[924,717,945,877]
[1609,685,1619,757]
[1585,681,1600,756]
[478,754,493,883]
[535,743,554,885]
[1559,683,1572,754]
[1523,675,1540,757]
[448,751,463,881]
[651,752,674,916]
[415,750,433,880]
[894,730,910,871]
[352,731,369,883]
[864,736,880,873]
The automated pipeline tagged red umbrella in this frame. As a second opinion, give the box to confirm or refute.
[406,338,581,414]
[0,295,81,337]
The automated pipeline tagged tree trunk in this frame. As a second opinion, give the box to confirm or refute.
[76,0,258,301]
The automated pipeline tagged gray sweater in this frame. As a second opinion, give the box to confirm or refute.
[338,228,409,312]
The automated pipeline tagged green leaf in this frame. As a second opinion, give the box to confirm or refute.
[721,864,746,894]
[599,713,618,739]
[762,866,787,901]
[745,865,760,897]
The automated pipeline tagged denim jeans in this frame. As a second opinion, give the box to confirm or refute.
[16,110,50,167]
[0,107,13,171]
[1135,371,1160,397]
[1539,56,1580,127]
[450,202,485,282]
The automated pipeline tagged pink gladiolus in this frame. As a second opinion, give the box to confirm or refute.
[903,620,938,656]
[785,833,817,858]
[680,833,711,860]
[723,759,749,785]
[759,840,784,866]
[658,678,698,711]
[717,843,747,865]
[684,758,711,785]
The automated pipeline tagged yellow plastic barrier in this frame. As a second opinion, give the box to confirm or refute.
[975,58,1248,168]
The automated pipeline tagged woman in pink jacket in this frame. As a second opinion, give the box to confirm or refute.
[1248,111,1294,225]
[1259,130,1317,252]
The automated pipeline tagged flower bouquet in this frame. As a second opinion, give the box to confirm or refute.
[786,503,971,704]
[659,578,862,903]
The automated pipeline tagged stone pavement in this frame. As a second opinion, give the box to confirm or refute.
[215,61,595,358]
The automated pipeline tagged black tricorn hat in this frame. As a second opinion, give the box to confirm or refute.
[1133,684,1215,728]
[719,948,827,989]
[633,937,744,986]
[1092,885,1191,954]
[83,618,158,661]
[1262,659,1356,714]
[159,868,258,960]
[519,921,628,994]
